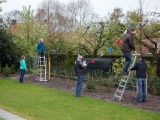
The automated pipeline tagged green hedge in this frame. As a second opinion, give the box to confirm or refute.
[148,76,160,95]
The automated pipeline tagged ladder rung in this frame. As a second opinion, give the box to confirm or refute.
[117,90,123,93]
[121,80,127,82]
[123,76,129,78]
[119,85,125,88]
[114,95,121,98]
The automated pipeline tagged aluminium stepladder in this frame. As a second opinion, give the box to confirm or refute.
[113,54,140,101]
[35,55,48,81]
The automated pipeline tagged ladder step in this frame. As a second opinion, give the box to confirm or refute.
[121,80,127,82]
[119,85,125,88]
[117,90,123,93]
[114,95,121,98]
[123,76,129,79]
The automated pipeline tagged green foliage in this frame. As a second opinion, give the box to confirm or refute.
[86,80,96,92]
[0,23,21,69]
[148,76,160,96]
[112,58,125,82]
[85,74,97,92]
[85,71,113,91]
[2,64,11,77]
[10,64,16,74]
[0,117,5,120]
[65,50,74,69]
[25,54,33,73]
[112,57,137,87]
[104,76,114,91]
[93,70,104,91]
[11,5,47,55]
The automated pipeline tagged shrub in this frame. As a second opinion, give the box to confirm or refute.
[2,65,11,77]
[112,58,125,84]
[103,76,114,91]
[86,74,96,92]
[112,56,151,88]
[148,76,160,96]
[0,26,22,69]
[10,64,16,74]
[65,50,74,70]
[86,80,96,92]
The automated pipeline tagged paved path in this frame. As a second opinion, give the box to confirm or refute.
[0,108,26,120]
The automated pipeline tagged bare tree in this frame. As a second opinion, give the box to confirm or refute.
[2,10,21,25]
[75,20,121,57]
[0,0,6,12]
[110,7,124,23]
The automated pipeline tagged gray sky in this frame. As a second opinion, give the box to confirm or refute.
[1,0,160,17]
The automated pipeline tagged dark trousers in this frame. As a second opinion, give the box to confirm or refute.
[20,69,26,83]
[76,75,84,97]
[122,51,132,72]
[38,52,44,65]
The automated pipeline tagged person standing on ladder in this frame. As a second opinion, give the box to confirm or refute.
[128,55,147,103]
[121,26,137,76]
[36,38,45,65]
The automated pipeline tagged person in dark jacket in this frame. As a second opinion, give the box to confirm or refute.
[128,55,147,103]
[36,38,45,65]
[121,27,136,75]
[75,52,87,97]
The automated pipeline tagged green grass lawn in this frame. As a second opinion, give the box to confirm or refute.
[0,117,5,120]
[0,78,159,120]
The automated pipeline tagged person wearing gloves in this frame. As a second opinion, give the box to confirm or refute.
[19,55,27,83]
[75,52,87,98]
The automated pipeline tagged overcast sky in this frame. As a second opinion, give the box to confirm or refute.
[1,0,160,17]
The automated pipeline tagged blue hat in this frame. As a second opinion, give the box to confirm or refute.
[130,25,134,29]
[78,52,83,56]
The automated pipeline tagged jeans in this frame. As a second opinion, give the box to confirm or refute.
[137,78,147,102]
[122,51,132,72]
[76,75,84,97]
[20,69,26,83]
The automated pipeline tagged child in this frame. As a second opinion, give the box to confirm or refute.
[19,55,27,83]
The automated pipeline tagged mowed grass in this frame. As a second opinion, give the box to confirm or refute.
[0,78,159,120]
[0,117,5,120]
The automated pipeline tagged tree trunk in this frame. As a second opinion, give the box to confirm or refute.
[93,49,98,57]
[157,56,160,77]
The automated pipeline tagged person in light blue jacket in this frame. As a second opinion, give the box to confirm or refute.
[19,55,27,83]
